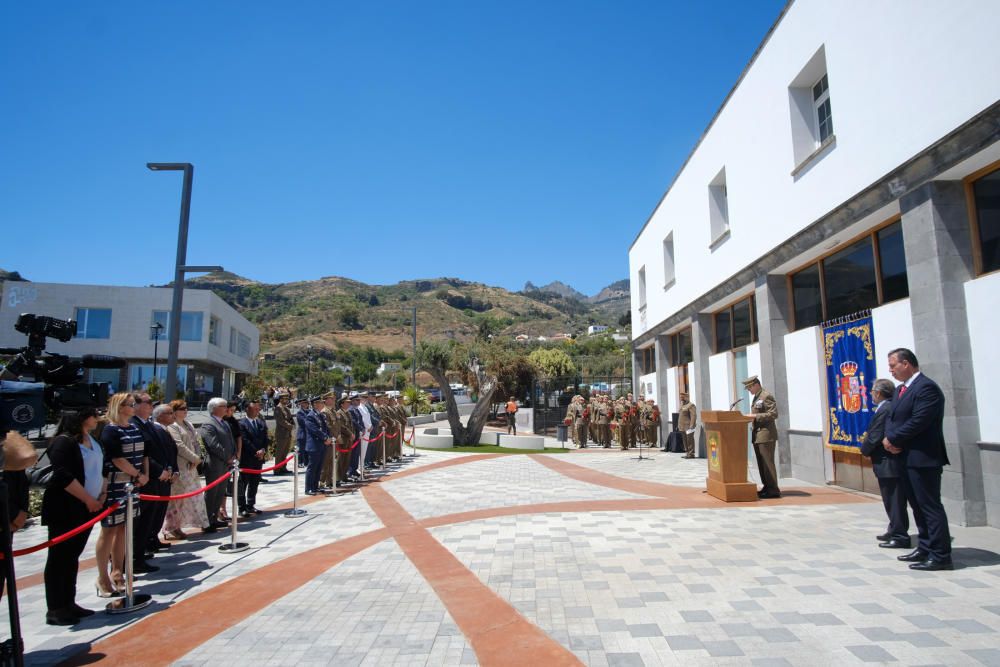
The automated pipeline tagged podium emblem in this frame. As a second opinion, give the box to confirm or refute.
[708,431,720,471]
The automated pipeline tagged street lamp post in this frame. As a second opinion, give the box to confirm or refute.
[306,345,313,383]
[151,322,164,381]
[411,306,417,386]
[147,162,223,401]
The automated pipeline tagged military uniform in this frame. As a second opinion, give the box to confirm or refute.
[587,396,599,442]
[320,400,338,488]
[745,376,780,498]
[564,397,588,447]
[594,398,613,447]
[330,398,356,484]
[678,396,698,458]
[272,397,294,474]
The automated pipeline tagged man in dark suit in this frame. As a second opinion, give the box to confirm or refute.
[238,400,269,516]
[883,348,953,571]
[200,397,237,532]
[860,378,909,548]
[129,393,170,573]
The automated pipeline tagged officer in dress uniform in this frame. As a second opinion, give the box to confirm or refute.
[564,395,588,448]
[744,375,780,498]
[294,395,311,469]
[272,393,294,475]
[678,391,698,459]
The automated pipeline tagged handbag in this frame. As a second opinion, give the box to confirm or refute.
[28,448,53,488]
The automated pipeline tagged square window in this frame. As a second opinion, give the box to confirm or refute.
[74,308,112,339]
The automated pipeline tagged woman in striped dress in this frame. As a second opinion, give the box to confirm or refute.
[95,393,149,596]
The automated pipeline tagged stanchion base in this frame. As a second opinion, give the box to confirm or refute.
[218,542,250,554]
[284,508,308,518]
[106,593,153,614]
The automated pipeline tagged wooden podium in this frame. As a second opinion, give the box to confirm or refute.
[702,410,757,502]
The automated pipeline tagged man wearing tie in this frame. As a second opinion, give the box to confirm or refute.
[882,348,952,571]
[238,400,269,516]
[861,378,909,548]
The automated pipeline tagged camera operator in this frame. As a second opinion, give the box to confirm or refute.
[96,393,148,596]
[1,432,35,534]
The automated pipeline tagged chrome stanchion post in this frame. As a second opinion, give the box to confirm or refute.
[107,483,152,613]
[219,462,249,553]
[380,426,386,470]
[284,446,307,518]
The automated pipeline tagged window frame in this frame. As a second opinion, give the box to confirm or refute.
[787,216,905,331]
[964,159,1000,277]
[812,74,833,145]
[73,307,112,340]
[668,327,693,368]
[712,295,757,354]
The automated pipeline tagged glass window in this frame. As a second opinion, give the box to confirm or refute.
[74,308,112,339]
[237,332,252,359]
[87,368,119,392]
[813,74,833,143]
[732,298,753,348]
[792,264,823,329]
[675,329,692,366]
[128,364,188,392]
[151,311,203,341]
[209,316,221,346]
[877,222,909,302]
[229,327,237,354]
[973,169,1000,274]
[824,237,878,319]
[715,310,732,353]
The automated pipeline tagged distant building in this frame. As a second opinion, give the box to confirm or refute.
[587,325,609,335]
[0,282,259,402]
[514,334,531,343]
[378,362,403,374]
[550,333,573,342]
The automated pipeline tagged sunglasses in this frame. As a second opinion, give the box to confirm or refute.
[124,402,136,407]
[135,399,152,405]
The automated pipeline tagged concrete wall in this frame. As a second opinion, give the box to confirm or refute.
[708,352,730,411]
[630,0,1000,329]
[783,326,824,431]
[871,298,914,384]
[965,272,1000,443]
[638,371,657,402]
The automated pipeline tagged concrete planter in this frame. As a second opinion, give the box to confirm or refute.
[498,434,546,450]
[414,427,453,449]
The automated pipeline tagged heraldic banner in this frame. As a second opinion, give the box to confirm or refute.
[823,313,876,450]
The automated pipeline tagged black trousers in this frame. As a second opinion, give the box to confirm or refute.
[238,468,261,511]
[876,475,909,541]
[44,520,94,612]
[134,481,169,556]
[906,466,952,560]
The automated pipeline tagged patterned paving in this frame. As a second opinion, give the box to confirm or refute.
[7,447,1000,666]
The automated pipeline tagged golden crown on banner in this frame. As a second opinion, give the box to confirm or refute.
[839,361,859,377]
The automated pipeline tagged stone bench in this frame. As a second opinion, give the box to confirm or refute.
[498,434,546,450]
[414,427,454,449]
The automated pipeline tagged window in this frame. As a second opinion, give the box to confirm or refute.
[229,326,237,354]
[237,332,252,359]
[637,347,656,375]
[790,220,908,330]
[74,308,111,339]
[708,168,730,245]
[129,364,188,392]
[662,234,675,288]
[209,316,221,346]
[812,74,833,143]
[714,296,757,353]
[151,311,204,341]
[788,46,835,170]
[669,328,692,367]
[971,166,1000,274]
[638,266,647,309]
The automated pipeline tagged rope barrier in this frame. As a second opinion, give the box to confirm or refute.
[336,438,361,453]
[6,502,120,558]
[383,430,399,439]
[402,427,415,445]
[240,453,296,475]
[138,470,231,502]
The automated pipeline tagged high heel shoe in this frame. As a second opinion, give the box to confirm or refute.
[95,580,122,598]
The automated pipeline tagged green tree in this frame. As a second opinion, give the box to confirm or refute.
[352,359,377,384]
[416,339,499,445]
[401,385,431,416]
[528,348,576,378]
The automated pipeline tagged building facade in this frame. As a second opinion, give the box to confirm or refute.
[1,281,260,403]
[628,0,1000,526]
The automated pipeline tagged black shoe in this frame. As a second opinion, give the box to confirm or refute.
[876,532,891,541]
[259,477,270,484]
[46,609,79,626]
[71,603,96,617]
[305,490,317,496]
[247,507,261,515]
[143,551,156,560]
[152,540,172,550]
[132,560,160,574]
[758,491,781,499]
[909,557,953,571]
[240,511,253,519]
[203,524,218,533]
[879,539,912,549]
[898,549,929,562]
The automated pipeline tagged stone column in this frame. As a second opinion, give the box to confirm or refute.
[631,348,641,398]
[899,180,984,526]
[654,334,671,446]
[754,273,792,477]
[691,313,713,457]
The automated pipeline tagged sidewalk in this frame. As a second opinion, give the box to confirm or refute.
[6,447,1000,666]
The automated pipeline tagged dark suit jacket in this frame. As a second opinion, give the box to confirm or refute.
[860,401,902,478]
[41,434,98,526]
[199,417,236,467]
[348,406,365,438]
[884,373,949,468]
[304,410,330,452]
[295,409,310,448]
[239,416,269,467]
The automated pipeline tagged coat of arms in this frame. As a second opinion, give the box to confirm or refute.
[836,361,868,414]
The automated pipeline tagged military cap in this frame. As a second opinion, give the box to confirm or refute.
[295,396,309,404]
[741,375,760,388]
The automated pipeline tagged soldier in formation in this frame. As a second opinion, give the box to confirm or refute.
[564,394,589,447]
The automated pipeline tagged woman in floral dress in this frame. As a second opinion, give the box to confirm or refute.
[163,399,210,538]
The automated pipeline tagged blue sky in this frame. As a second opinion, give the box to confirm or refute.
[1,1,785,296]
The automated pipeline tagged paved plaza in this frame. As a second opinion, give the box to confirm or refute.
[7,446,1000,666]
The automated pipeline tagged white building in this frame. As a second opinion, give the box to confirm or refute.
[1,281,259,402]
[587,325,609,335]
[378,361,402,374]
[628,0,1000,526]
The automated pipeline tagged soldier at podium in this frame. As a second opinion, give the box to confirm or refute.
[743,375,781,498]
[678,391,697,459]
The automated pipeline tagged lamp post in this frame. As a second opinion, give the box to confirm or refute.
[151,322,164,381]
[147,162,223,401]
[306,345,313,383]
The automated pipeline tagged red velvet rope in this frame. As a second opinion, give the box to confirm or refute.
[7,502,121,558]
[240,453,296,475]
[138,470,231,502]
[336,438,361,453]
[402,427,415,444]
